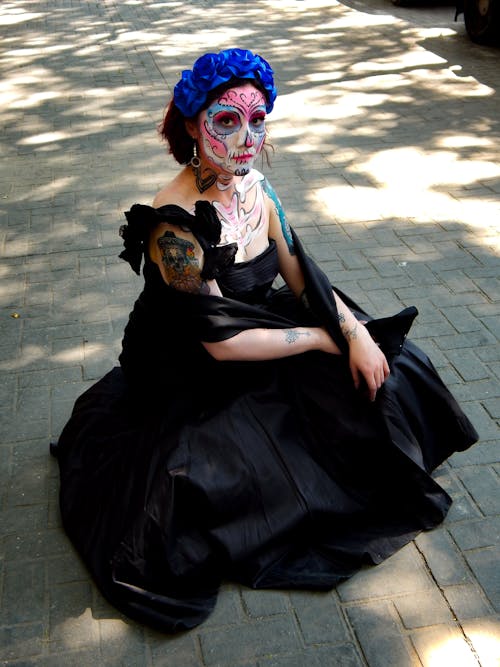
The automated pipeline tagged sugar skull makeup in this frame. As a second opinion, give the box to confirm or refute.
[198,84,267,177]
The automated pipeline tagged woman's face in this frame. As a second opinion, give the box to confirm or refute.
[195,83,267,177]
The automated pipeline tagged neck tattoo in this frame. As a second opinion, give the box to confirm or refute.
[193,163,217,193]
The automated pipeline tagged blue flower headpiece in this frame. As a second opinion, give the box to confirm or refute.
[173,48,277,118]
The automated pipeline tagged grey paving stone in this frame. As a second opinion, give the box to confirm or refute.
[3,528,70,562]
[464,548,500,613]
[200,584,246,628]
[289,590,350,645]
[346,601,418,667]
[49,583,100,652]
[46,555,91,587]
[0,622,45,662]
[0,561,45,625]
[449,517,500,551]
[338,544,433,603]
[450,441,500,467]
[11,649,104,666]
[483,397,500,420]
[415,528,470,587]
[1,505,47,537]
[241,588,289,619]
[98,618,149,666]
[446,348,490,381]
[394,589,454,629]
[444,493,483,523]
[455,467,500,515]
[443,584,493,621]
[451,378,500,404]
[257,644,364,667]
[146,628,203,667]
[199,617,300,666]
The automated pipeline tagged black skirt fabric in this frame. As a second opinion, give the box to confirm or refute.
[54,207,478,633]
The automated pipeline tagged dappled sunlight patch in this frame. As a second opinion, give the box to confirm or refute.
[423,636,481,666]
[360,146,500,189]
[0,8,45,26]
[352,48,447,73]
[52,346,85,364]
[265,0,341,12]
[273,88,390,123]
[307,10,398,30]
[314,181,500,230]
[420,629,500,667]
[438,134,493,149]
[412,26,457,40]
[153,29,252,58]
[465,625,500,666]
[110,30,166,45]
[20,131,69,146]
[310,139,500,232]
[99,616,135,641]
[51,608,100,649]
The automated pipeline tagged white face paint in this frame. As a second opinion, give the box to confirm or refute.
[197,83,267,177]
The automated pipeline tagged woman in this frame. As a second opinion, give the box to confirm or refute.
[54,48,478,633]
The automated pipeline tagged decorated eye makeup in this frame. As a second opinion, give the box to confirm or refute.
[212,111,242,135]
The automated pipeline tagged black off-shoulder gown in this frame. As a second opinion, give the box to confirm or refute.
[54,203,478,633]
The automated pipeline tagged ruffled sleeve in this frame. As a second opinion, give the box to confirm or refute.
[119,201,237,279]
[119,204,161,275]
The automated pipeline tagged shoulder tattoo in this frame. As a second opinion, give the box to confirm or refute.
[262,177,295,256]
[157,231,209,294]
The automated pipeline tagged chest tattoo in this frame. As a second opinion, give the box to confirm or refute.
[212,172,266,251]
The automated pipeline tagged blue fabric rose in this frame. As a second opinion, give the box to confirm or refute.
[173,48,277,118]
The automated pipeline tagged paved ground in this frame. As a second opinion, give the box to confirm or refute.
[1,0,499,665]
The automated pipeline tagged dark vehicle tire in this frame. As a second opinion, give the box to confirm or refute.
[464,0,500,44]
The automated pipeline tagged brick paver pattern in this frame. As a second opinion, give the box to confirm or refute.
[0,1,499,665]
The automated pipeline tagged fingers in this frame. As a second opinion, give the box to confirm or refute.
[364,359,390,402]
[351,365,360,390]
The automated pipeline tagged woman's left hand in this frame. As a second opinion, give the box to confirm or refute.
[348,323,390,401]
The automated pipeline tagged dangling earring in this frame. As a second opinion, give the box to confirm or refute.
[189,141,201,169]
[190,140,217,193]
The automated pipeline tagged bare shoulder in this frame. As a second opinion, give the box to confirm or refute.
[152,183,180,209]
[152,168,193,209]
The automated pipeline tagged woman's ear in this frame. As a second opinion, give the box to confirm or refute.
[185,119,198,139]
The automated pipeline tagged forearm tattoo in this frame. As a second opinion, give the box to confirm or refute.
[338,311,358,341]
[285,329,311,344]
[157,231,209,294]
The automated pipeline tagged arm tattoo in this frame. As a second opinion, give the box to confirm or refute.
[338,311,358,341]
[285,329,311,344]
[262,177,295,256]
[157,231,209,294]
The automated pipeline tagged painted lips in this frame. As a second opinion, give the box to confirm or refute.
[233,153,255,162]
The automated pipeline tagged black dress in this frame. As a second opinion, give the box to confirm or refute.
[54,202,478,633]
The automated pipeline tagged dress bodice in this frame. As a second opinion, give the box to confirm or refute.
[121,202,279,305]
[217,239,279,304]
